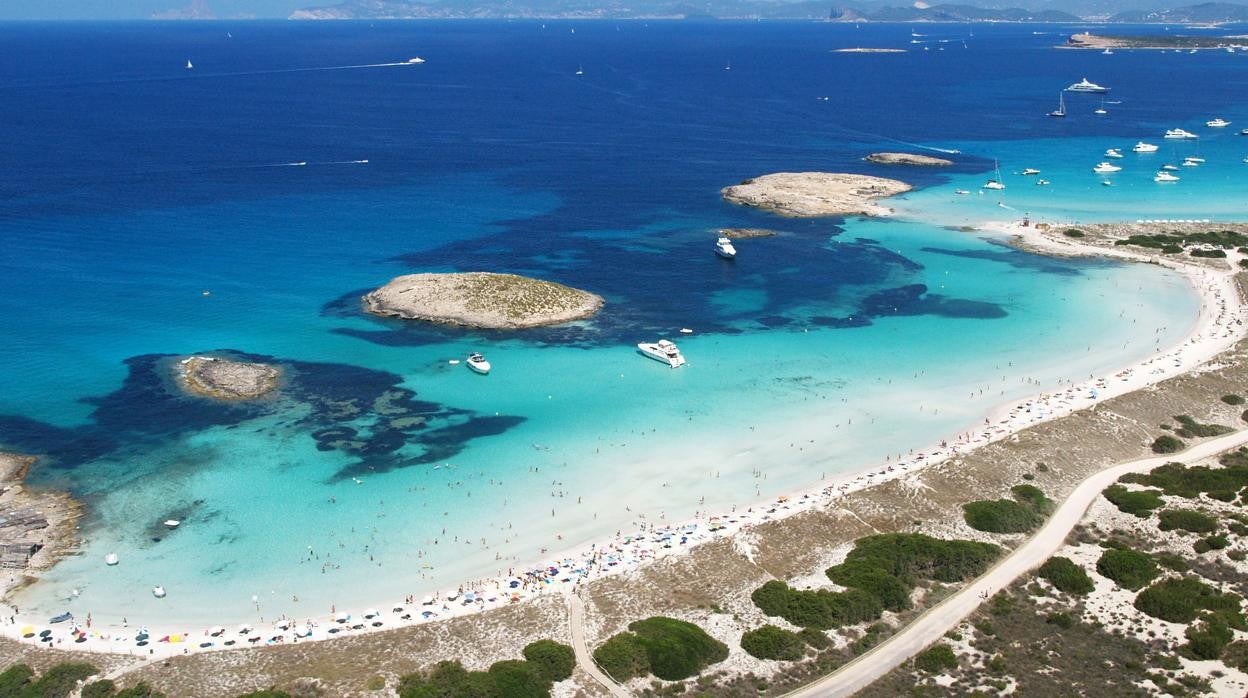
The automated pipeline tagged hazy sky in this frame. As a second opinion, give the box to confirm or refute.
[0,1,308,20]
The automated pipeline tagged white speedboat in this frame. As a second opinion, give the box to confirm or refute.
[1207,118,1230,128]
[637,339,686,368]
[1067,77,1109,93]
[1092,162,1122,173]
[1154,171,1180,182]
[406,57,426,64]
[1035,179,1050,186]
[955,188,970,195]
[1104,148,1123,158]
[1182,158,1201,167]
[186,59,193,70]
[1021,168,1041,175]
[466,352,491,374]
[163,519,180,529]
[714,236,737,259]
[1184,156,1206,164]
[1164,128,1199,139]
[1102,48,1113,55]
[1162,164,1180,171]
[105,552,119,566]
[1240,128,1248,136]
[153,586,167,598]
[1132,141,1159,152]
[1101,180,1113,186]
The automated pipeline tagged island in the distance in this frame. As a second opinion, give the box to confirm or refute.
[865,152,953,167]
[718,227,779,239]
[721,172,911,218]
[178,355,281,400]
[363,272,604,329]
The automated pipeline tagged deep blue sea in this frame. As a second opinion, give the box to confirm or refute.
[0,20,1241,624]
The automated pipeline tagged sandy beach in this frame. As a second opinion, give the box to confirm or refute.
[4,215,1244,670]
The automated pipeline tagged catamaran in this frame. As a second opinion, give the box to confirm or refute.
[983,160,1006,190]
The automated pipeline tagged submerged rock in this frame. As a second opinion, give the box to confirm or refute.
[178,356,280,400]
[363,272,604,329]
[721,172,912,218]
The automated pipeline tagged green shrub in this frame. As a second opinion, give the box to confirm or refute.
[1045,611,1075,629]
[1225,640,1248,671]
[1223,394,1246,406]
[1096,548,1160,590]
[83,681,117,698]
[1158,509,1218,534]
[1173,415,1234,439]
[1134,577,1241,624]
[914,644,958,673]
[963,499,1042,533]
[798,627,831,649]
[1063,229,1085,238]
[1010,484,1053,512]
[0,665,35,696]
[237,691,292,698]
[27,663,99,698]
[1154,551,1190,572]
[750,580,882,630]
[740,625,806,661]
[826,560,911,611]
[1151,435,1186,454]
[1038,556,1095,595]
[1182,620,1234,660]
[592,634,650,683]
[1204,534,1230,550]
[522,640,575,683]
[629,617,729,681]
[487,660,547,698]
[1124,460,1248,500]
[1103,484,1164,517]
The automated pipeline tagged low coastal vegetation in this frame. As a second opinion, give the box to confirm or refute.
[1171,414,1234,439]
[592,617,728,682]
[1150,434,1186,454]
[1114,229,1248,254]
[1102,483,1165,517]
[1157,508,1219,534]
[1096,547,1160,590]
[397,639,575,698]
[1133,577,1243,626]
[0,663,164,698]
[1121,456,1248,501]
[740,625,809,661]
[1037,556,1095,595]
[962,484,1053,533]
[913,643,958,673]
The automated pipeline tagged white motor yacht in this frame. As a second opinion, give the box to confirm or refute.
[714,236,737,259]
[1162,164,1180,171]
[1154,171,1180,182]
[1132,141,1159,153]
[466,352,491,374]
[1092,162,1122,173]
[1021,168,1041,175]
[1066,77,1109,93]
[1104,148,1123,158]
[1184,156,1206,164]
[1164,128,1199,140]
[1207,118,1230,128]
[637,339,686,368]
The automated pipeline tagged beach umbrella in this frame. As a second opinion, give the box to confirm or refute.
[209,626,225,636]
[39,629,52,638]
[199,641,213,648]
[421,595,434,605]
[334,612,350,623]
[237,624,252,634]
[276,620,290,630]
[363,608,379,619]
[170,634,183,643]
[20,626,33,637]
[158,635,170,643]
[421,610,435,618]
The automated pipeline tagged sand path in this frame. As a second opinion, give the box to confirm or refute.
[782,428,1248,698]
[566,592,631,697]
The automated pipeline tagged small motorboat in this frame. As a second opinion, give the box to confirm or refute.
[1154,171,1180,182]
[465,352,491,375]
[1101,180,1113,186]
[1104,148,1123,158]
[406,57,426,64]
[1184,156,1205,164]
[105,552,119,566]
[1035,179,1050,186]
[1092,162,1122,173]
[1133,141,1159,153]
[50,612,73,624]
[1161,164,1180,171]
[1164,128,1199,140]
[1207,118,1230,128]
[955,189,970,195]
[679,328,694,334]
[1021,168,1040,175]
[637,339,687,368]
[152,586,167,598]
[163,519,180,529]
[714,236,737,259]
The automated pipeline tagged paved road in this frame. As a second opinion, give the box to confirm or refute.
[566,592,633,698]
[783,429,1248,698]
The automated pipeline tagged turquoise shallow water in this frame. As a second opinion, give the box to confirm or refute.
[0,20,1229,625]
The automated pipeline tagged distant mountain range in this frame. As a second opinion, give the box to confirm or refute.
[288,0,1248,21]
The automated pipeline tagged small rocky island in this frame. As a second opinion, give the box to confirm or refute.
[865,152,953,167]
[0,452,79,588]
[718,228,779,239]
[721,172,911,218]
[363,272,604,329]
[178,355,281,400]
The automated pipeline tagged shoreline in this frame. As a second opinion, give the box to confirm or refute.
[4,215,1244,662]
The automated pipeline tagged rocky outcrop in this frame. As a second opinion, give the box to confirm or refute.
[179,356,280,400]
[865,152,953,166]
[363,272,604,329]
[721,172,911,218]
